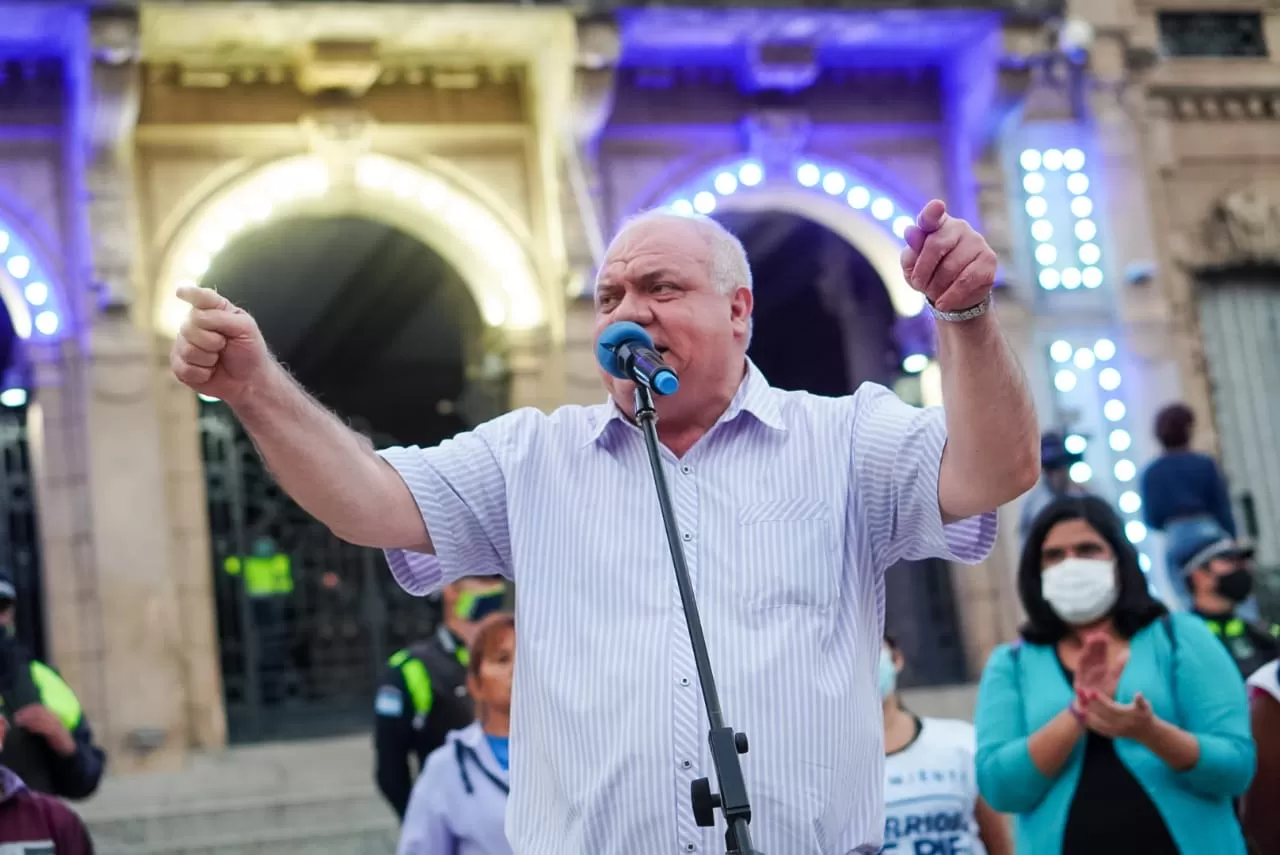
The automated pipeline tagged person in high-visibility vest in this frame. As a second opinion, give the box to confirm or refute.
[374,576,507,820]
[223,536,295,704]
[1178,532,1279,679]
[0,567,105,801]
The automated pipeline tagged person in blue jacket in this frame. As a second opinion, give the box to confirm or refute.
[975,495,1254,855]
[398,611,515,855]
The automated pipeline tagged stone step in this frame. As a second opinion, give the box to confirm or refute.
[92,817,397,855]
[84,786,394,849]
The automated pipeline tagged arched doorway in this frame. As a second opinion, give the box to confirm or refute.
[714,209,968,687]
[199,215,509,742]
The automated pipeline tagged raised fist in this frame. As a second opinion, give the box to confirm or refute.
[169,285,272,406]
[900,199,998,313]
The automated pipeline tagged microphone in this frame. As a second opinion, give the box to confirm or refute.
[595,321,680,396]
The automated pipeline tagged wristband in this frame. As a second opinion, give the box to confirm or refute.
[927,294,991,323]
[1069,700,1087,728]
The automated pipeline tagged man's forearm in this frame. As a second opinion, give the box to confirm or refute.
[234,363,429,550]
[936,310,1040,521]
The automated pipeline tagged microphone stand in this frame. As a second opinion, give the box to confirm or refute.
[633,385,763,855]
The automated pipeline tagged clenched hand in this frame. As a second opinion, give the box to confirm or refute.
[169,285,272,406]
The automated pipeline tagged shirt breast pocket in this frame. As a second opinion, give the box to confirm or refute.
[734,497,839,610]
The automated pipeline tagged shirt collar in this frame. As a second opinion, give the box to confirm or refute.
[0,766,26,803]
[583,359,786,448]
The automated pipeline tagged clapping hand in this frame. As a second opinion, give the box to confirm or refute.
[1073,632,1127,700]
[1078,692,1156,741]
[900,200,999,313]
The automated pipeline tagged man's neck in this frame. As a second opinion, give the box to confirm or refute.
[482,712,510,738]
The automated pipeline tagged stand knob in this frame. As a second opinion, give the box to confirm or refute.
[690,777,720,827]
[735,732,748,754]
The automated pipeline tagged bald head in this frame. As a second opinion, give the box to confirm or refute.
[603,210,753,297]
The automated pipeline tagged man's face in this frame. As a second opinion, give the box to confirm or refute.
[593,218,752,416]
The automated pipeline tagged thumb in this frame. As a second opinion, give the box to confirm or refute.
[176,284,233,312]
[916,199,948,234]
[1134,692,1150,713]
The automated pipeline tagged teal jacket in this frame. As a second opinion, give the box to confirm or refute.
[975,613,1254,855]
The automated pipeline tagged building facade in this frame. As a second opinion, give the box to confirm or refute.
[0,0,1273,775]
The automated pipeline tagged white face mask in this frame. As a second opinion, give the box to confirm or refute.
[1041,557,1118,625]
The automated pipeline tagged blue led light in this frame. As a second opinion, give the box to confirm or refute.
[0,222,62,339]
[1018,148,1102,293]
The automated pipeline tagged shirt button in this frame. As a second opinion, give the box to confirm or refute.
[682,531,693,542]
[681,464,693,475]
[685,845,697,852]
[680,759,692,769]
[678,676,690,687]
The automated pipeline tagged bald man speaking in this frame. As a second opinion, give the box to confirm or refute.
[171,200,1039,855]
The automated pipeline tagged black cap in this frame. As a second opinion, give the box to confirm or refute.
[1041,431,1084,470]
[1176,535,1255,577]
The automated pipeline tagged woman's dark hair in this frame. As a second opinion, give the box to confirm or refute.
[883,632,899,652]
[1154,402,1195,450]
[1018,495,1167,645]
[467,611,515,680]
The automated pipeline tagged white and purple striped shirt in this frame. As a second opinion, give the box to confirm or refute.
[377,361,996,855]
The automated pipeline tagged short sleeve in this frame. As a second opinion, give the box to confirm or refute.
[851,383,997,571]
[377,409,540,595]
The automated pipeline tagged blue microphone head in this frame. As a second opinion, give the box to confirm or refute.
[595,321,654,380]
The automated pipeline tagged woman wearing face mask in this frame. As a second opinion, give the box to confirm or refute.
[974,496,1255,855]
[880,635,1012,855]
[398,612,515,855]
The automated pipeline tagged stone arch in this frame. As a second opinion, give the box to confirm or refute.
[0,201,71,342]
[644,156,926,318]
[151,153,547,339]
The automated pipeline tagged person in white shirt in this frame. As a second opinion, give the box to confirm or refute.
[880,634,1011,855]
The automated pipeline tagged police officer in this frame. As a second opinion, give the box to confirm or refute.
[223,535,295,704]
[0,568,105,800]
[374,575,507,820]
[1179,532,1279,678]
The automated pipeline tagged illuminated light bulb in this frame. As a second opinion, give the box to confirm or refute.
[1119,491,1142,514]
[509,292,544,329]
[1054,369,1077,392]
[1031,219,1054,242]
[902,353,929,374]
[1042,149,1064,171]
[1104,399,1125,421]
[821,172,847,195]
[1074,348,1096,370]
[846,186,870,209]
[1025,196,1048,218]
[670,199,694,216]
[1039,269,1061,289]
[1049,340,1073,363]
[1067,173,1090,195]
[1115,459,1137,481]
[1070,196,1093,218]
[1094,339,1116,361]
[244,195,272,222]
[1126,520,1147,543]
[893,216,914,239]
[1075,220,1097,241]
[1069,461,1092,483]
[0,388,26,408]
[1063,148,1086,171]
[34,311,58,335]
[796,163,820,187]
[714,172,739,195]
[1082,267,1104,288]
[6,256,30,279]
[1110,429,1132,451]
[1023,173,1046,194]
[419,181,446,210]
[0,231,8,253]
[1078,243,1101,265]
[23,281,48,306]
[870,198,894,221]
[693,192,716,214]
[1139,553,1152,572]
[1061,268,1082,289]
[738,163,763,186]
[1020,149,1042,171]
[1099,367,1122,390]
[1065,434,1088,454]
[1035,244,1058,265]
[482,296,506,327]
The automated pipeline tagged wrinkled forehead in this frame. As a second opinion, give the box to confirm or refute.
[597,219,711,288]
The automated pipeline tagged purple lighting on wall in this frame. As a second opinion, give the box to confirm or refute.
[0,221,61,340]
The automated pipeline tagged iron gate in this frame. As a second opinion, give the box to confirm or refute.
[0,406,44,661]
[200,402,442,743]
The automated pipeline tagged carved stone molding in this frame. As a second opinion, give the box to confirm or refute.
[1201,189,1280,268]
[1153,90,1280,122]
[741,110,811,173]
[300,108,374,180]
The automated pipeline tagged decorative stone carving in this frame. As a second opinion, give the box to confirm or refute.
[741,110,811,174]
[1204,189,1280,266]
[300,107,375,182]
[86,10,142,314]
